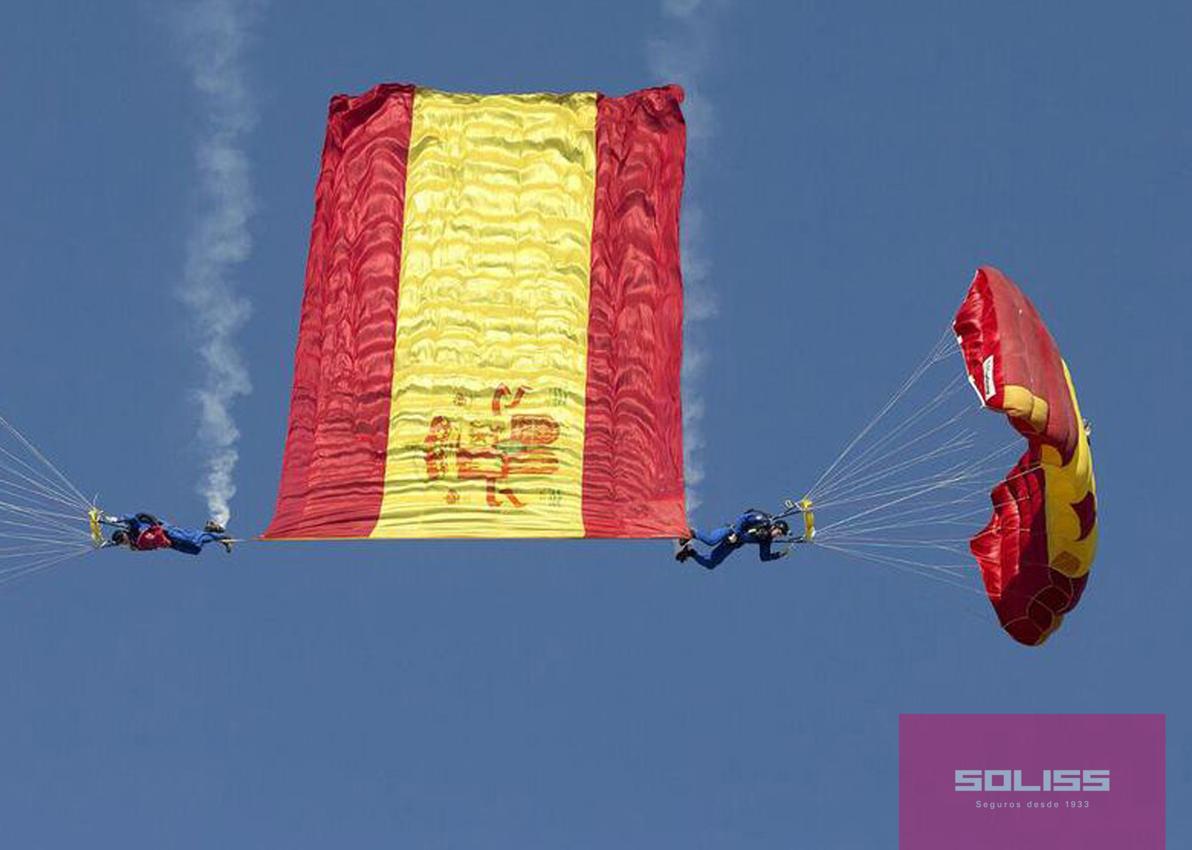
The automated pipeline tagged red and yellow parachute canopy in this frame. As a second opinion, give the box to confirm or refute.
[264,84,688,540]
[954,267,1098,645]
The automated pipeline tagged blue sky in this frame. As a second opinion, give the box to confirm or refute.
[1,1,1188,846]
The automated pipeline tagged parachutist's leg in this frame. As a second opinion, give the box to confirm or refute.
[162,525,220,555]
[692,526,732,548]
[686,541,737,570]
[188,531,233,553]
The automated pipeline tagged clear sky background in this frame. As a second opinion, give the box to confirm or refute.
[1,1,1188,846]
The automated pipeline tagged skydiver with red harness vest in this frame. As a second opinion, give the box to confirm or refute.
[101,512,233,555]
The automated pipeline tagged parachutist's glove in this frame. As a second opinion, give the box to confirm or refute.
[101,514,120,525]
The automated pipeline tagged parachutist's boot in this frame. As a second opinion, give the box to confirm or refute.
[674,540,694,562]
[220,539,233,554]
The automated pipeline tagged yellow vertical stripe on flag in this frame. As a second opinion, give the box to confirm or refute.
[372,89,598,538]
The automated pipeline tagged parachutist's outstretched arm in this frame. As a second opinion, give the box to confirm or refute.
[758,539,790,561]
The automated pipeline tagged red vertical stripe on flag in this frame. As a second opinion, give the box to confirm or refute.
[582,86,688,537]
[263,84,414,539]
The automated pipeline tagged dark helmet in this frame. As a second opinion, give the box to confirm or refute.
[772,520,790,536]
[110,529,130,546]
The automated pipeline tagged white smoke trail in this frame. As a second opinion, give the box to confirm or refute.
[650,0,721,511]
[172,0,259,526]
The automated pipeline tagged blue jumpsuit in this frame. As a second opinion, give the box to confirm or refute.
[686,510,786,569]
[161,524,225,555]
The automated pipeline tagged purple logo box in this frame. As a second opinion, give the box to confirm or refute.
[900,714,1164,850]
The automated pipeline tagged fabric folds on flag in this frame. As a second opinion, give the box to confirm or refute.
[264,84,688,540]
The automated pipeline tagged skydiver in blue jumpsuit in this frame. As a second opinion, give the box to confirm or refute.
[675,509,791,569]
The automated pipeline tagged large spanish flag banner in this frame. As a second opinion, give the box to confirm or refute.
[263,84,688,539]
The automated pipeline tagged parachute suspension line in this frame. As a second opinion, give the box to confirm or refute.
[0,494,94,530]
[788,326,1046,598]
[0,528,93,547]
[815,440,1024,524]
[810,362,967,500]
[813,439,995,508]
[0,411,99,587]
[0,413,92,509]
[0,430,89,496]
[811,382,973,503]
[813,542,986,594]
[804,327,959,500]
[0,546,93,588]
[0,545,91,576]
[0,497,92,525]
[0,545,88,560]
[807,456,1043,596]
[813,440,1023,537]
[816,467,983,536]
[0,517,91,546]
[815,539,1070,626]
[816,449,1040,538]
[812,426,979,508]
[817,539,974,554]
[0,458,91,514]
